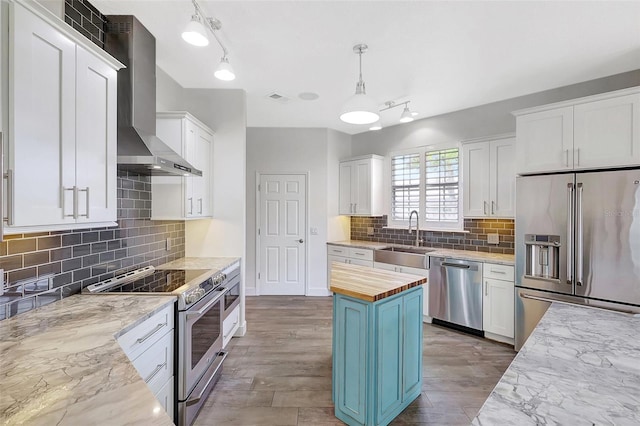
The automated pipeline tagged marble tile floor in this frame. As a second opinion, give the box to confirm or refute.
[194,296,515,426]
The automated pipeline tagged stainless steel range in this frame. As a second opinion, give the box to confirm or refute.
[84,261,240,425]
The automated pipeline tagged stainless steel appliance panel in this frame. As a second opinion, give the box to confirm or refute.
[223,273,241,318]
[178,350,227,426]
[178,287,225,400]
[429,257,483,331]
[516,174,575,294]
[575,170,640,305]
[515,288,553,351]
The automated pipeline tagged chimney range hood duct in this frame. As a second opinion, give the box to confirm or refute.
[105,15,202,177]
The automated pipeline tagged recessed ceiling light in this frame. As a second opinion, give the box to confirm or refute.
[298,92,319,101]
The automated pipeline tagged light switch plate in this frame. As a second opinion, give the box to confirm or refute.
[487,233,499,245]
[310,227,318,235]
[166,238,172,251]
[367,227,374,236]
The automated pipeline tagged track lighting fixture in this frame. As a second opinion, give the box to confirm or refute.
[182,0,236,81]
[340,44,380,125]
[399,104,414,123]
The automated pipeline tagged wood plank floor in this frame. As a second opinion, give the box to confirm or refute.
[194,296,515,426]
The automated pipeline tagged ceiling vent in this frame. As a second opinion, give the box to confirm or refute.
[266,92,290,103]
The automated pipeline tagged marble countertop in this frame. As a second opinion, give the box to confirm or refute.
[330,262,426,302]
[0,294,176,426]
[473,303,640,425]
[327,240,514,265]
[157,256,240,272]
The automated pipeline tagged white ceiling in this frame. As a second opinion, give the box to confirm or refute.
[93,0,640,135]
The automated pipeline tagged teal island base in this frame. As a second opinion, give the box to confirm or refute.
[332,286,423,426]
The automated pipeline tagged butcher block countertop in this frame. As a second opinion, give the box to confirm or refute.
[330,262,427,302]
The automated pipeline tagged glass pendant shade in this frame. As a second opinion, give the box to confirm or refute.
[182,15,209,46]
[214,57,236,81]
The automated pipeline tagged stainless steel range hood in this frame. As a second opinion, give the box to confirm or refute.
[105,15,202,177]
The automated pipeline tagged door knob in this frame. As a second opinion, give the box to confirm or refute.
[298,239,304,243]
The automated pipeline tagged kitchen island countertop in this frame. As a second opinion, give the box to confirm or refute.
[473,302,640,425]
[330,262,426,302]
[0,294,176,425]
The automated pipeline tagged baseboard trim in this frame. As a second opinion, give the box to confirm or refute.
[234,321,247,337]
[306,288,331,297]
[484,331,514,346]
[245,288,257,296]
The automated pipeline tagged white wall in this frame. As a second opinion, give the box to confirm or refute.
[246,127,351,297]
[327,129,351,242]
[352,69,640,157]
[156,67,248,334]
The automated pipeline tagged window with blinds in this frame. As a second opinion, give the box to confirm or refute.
[391,153,420,221]
[425,148,459,222]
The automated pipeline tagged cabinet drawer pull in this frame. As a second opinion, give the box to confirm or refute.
[135,322,166,345]
[354,252,366,256]
[490,269,506,275]
[565,149,569,167]
[144,361,167,383]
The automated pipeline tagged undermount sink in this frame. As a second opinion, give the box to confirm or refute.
[379,246,435,254]
[374,246,433,269]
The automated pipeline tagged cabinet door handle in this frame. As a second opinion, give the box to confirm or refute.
[198,198,203,214]
[491,201,495,215]
[144,361,167,383]
[485,281,488,296]
[188,197,193,215]
[78,187,90,218]
[62,186,76,218]
[575,148,580,166]
[353,203,357,213]
[483,201,487,215]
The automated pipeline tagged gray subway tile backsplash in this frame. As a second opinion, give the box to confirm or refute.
[0,171,185,320]
[350,216,515,254]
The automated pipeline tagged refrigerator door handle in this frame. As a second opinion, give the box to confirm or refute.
[566,183,574,285]
[576,182,583,286]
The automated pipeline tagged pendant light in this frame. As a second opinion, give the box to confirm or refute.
[399,103,414,123]
[181,14,209,47]
[340,44,380,125]
[182,0,236,81]
[214,55,235,81]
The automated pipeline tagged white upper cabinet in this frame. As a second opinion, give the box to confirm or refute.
[573,93,640,170]
[153,112,214,220]
[338,155,384,216]
[462,136,515,218]
[5,0,122,233]
[514,87,640,174]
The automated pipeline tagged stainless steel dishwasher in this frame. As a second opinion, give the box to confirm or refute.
[429,257,483,333]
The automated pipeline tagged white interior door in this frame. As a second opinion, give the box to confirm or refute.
[258,174,307,295]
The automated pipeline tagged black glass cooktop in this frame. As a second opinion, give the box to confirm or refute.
[104,269,211,293]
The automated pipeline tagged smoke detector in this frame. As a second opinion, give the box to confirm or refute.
[266,92,290,103]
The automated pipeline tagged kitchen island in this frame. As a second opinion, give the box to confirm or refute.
[330,263,427,426]
[473,302,640,425]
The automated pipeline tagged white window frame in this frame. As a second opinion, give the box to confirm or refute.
[388,142,463,231]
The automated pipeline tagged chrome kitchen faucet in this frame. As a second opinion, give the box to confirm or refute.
[408,210,421,247]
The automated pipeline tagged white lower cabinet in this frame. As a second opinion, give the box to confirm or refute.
[482,263,515,344]
[373,262,430,321]
[222,305,240,348]
[155,376,174,420]
[117,302,175,419]
[326,246,374,288]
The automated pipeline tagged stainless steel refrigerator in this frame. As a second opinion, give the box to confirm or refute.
[515,169,640,350]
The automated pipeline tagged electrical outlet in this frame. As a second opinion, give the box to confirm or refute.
[166,238,172,251]
[367,227,374,236]
[487,233,499,245]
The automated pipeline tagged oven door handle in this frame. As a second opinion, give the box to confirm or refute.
[185,351,228,406]
[187,289,226,317]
